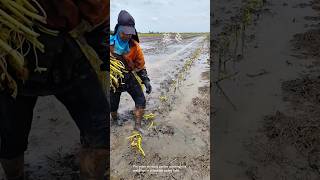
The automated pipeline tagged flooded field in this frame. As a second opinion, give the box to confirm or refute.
[110,34,210,180]
[0,33,210,180]
[212,0,320,179]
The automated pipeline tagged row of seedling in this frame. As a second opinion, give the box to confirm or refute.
[213,0,265,110]
[158,40,206,112]
[129,38,206,158]
[216,0,265,80]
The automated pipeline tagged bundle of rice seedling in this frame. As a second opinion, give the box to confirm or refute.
[110,54,126,92]
[0,0,46,97]
[127,131,145,157]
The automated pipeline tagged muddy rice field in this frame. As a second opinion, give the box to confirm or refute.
[0,33,210,180]
[212,0,320,179]
[110,34,210,180]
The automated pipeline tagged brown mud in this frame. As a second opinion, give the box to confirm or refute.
[212,0,320,179]
[0,35,209,179]
[110,35,210,180]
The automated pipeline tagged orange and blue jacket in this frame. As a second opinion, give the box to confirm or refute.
[110,40,146,71]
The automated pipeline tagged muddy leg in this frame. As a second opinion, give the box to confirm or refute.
[0,94,37,180]
[53,57,110,178]
[126,75,146,134]
[110,91,122,126]
[110,111,123,126]
[0,155,24,180]
[79,148,107,180]
[134,107,145,134]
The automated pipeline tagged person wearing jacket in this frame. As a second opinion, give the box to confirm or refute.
[0,0,109,179]
[110,10,152,134]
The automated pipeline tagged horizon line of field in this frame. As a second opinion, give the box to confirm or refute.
[110,32,209,37]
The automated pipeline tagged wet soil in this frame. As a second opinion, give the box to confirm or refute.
[110,35,210,180]
[212,0,320,179]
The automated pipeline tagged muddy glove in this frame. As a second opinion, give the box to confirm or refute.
[144,80,152,94]
[137,69,152,94]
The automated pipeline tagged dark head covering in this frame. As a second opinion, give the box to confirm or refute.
[113,10,139,43]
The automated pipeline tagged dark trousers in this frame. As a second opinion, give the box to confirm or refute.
[110,73,146,112]
[0,27,109,159]
[0,71,109,159]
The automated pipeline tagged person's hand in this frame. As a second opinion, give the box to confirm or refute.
[144,81,152,94]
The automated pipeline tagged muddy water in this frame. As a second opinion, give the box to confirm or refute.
[27,97,79,179]
[110,36,210,179]
[0,96,80,179]
[116,36,206,114]
[145,41,210,157]
[0,38,208,179]
[213,0,317,179]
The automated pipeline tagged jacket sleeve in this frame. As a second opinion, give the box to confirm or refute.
[134,44,146,71]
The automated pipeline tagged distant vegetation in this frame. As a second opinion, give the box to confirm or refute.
[138,32,209,38]
[109,31,209,39]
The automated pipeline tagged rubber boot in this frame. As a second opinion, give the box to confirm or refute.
[110,112,123,126]
[134,107,145,134]
[0,155,24,180]
[79,148,107,180]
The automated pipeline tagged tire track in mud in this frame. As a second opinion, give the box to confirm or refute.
[110,36,210,180]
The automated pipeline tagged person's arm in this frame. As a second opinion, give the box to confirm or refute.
[77,0,109,71]
[84,20,109,71]
[134,44,145,71]
[134,44,152,94]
